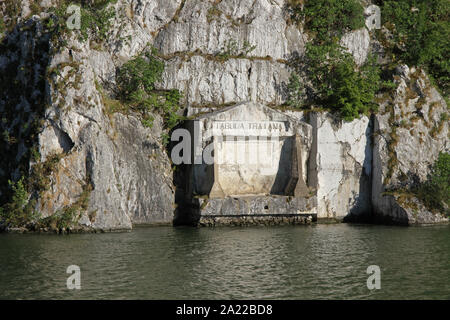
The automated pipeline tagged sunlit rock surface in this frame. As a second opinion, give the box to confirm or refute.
[0,1,448,230]
[371,66,449,224]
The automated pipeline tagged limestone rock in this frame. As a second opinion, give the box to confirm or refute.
[372,66,449,225]
[153,0,305,106]
[309,112,372,220]
[154,0,305,60]
[372,193,448,225]
[340,28,371,66]
[1,0,448,230]
[0,10,175,231]
[158,56,290,106]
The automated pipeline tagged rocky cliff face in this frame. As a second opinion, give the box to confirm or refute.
[1,0,178,230]
[371,66,449,224]
[309,112,372,220]
[0,0,448,231]
[155,0,304,108]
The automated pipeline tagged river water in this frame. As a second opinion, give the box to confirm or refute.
[0,224,449,299]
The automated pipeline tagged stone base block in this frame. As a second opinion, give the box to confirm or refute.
[188,195,317,226]
[199,214,315,227]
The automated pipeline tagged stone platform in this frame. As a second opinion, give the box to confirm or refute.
[189,195,317,226]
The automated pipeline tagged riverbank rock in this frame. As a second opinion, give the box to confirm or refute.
[371,66,449,225]
[0,5,176,231]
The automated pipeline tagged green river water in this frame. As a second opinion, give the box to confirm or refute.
[0,224,449,299]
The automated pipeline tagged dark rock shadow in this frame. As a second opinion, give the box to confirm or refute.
[270,137,293,195]
[344,115,374,223]
[344,114,410,225]
[0,17,54,206]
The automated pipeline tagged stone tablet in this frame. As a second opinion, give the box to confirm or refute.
[177,101,317,226]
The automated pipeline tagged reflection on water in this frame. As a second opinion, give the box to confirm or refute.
[0,224,449,299]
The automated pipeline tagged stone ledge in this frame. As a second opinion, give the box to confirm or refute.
[199,214,316,227]
[193,195,317,216]
[187,195,317,226]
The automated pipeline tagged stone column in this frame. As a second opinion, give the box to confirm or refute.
[293,134,309,197]
[284,133,309,197]
[307,113,319,189]
[209,136,225,198]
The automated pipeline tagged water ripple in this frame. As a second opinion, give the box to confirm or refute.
[0,224,449,299]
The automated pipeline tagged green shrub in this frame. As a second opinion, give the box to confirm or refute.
[117,49,183,130]
[0,152,68,228]
[376,0,450,97]
[288,0,365,42]
[0,177,39,228]
[29,153,64,194]
[118,49,164,96]
[48,0,117,42]
[79,4,115,42]
[290,42,382,121]
[286,72,305,109]
[9,177,28,209]
[161,132,171,147]
[286,0,382,121]
[141,116,155,129]
[414,152,450,216]
[336,54,382,121]
[0,19,5,34]
[160,90,183,129]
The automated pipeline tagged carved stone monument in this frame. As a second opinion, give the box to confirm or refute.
[176,102,317,226]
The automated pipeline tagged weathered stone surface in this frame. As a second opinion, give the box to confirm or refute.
[44,31,175,228]
[340,28,371,66]
[199,214,314,227]
[158,56,290,106]
[372,66,449,225]
[154,0,305,60]
[309,112,372,220]
[186,102,313,197]
[191,194,316,226]
[195,195,317,217]
[371,193,448,225]
[151,0,306,107]
[106,0,183,61]
[176,102,316,226]
[0,6,176,231]
[1,0,448,231]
